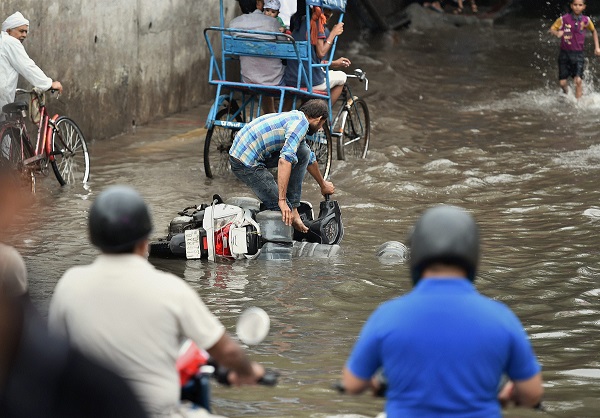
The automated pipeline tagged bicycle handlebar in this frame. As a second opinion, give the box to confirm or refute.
[345,68,369,91]
[335,378,545,411]
[15,88,60,98]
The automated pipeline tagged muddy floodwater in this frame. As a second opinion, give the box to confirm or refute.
[8,16,600,418]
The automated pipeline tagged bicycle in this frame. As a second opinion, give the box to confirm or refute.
[331,68,370,161]
[0,88,90,192]
[203,1,346,181]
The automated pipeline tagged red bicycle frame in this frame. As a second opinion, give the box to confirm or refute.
[32,101,54,162]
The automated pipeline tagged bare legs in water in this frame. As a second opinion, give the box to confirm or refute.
[560,77,583,99]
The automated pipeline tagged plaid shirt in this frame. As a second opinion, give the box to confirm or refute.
[229,111,316,167]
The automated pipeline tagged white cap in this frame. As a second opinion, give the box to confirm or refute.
[2,11,29,32]
[264,0,281,11]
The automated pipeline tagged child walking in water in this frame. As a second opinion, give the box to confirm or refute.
[549,0,600,99]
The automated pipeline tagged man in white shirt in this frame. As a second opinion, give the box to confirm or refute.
[0,12,63,114]
[49,185,265,417]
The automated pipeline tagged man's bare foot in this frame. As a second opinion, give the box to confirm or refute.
[292,216,308,233]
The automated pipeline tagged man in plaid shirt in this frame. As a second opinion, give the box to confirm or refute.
[229,99,335,232]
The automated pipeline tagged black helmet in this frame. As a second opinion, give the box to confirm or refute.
[409,205,479,285]
[89,185,152,253]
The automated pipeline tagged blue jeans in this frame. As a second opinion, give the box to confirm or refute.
[229,142,311,211]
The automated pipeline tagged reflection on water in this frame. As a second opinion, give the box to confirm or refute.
[7,15,600,418]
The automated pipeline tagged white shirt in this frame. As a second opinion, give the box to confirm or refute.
[48,254,226,418]
[0,31,52,112]
[278,0,297,26]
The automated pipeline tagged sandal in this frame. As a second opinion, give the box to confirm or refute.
[427,3,445,13]
[470,1,478,13]
[453,7,463,14]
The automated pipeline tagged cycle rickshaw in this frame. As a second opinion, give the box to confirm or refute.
[203,0,370,179]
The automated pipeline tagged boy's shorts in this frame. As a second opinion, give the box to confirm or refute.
[558,50,585,80]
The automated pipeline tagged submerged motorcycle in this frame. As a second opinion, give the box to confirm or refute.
[149,194,344,261]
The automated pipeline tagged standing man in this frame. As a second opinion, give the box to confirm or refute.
[49,185,265,417]
[342,205,544,417]
[229,99,334,233]
[230,0,285,113]
[0,12,63,114]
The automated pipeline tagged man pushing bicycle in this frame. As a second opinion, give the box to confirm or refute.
[0,12,63,118]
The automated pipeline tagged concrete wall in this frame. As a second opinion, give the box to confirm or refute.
[1,0,238,141]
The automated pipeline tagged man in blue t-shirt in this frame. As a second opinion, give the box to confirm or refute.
[342,205,543,418]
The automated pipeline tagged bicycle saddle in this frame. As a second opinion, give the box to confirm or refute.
[2,101,28,115]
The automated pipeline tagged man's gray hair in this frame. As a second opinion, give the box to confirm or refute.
[299,99,329,119]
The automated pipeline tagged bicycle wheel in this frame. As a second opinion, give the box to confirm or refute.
[204,106,243,179]
[337,98,370,161]
[306,121,333,180]
[0,125,23,167]
[51,117,90,186]
[0,124,35,191]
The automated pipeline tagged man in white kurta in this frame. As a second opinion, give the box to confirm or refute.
[48,185,264,418]
[0,12,62,113]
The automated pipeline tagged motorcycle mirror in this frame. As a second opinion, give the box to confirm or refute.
[236,307,270,345]
[375,241,408,265]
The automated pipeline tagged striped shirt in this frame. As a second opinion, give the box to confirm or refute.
[229,110,316,167]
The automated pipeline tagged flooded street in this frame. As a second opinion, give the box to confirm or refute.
[8,16,600,418]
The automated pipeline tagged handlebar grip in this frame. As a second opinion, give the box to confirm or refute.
[258,370,279,386]
[334,380,387,397]
[211,363,279,386]
[213,364,230,386]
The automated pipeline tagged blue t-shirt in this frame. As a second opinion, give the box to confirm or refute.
[346,278,541,418]
[283,17,326,88]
